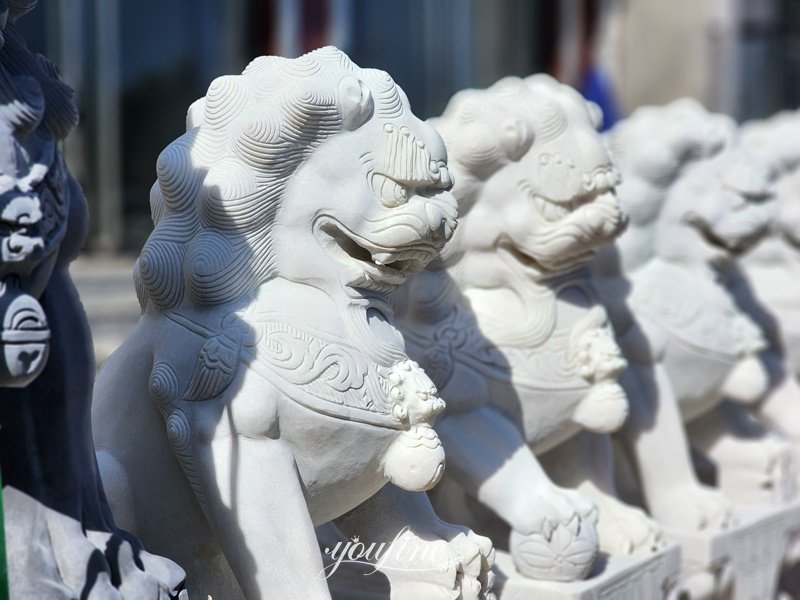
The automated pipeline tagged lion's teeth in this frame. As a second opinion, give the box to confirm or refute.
[538,200,571,222]
[372,252,392,266]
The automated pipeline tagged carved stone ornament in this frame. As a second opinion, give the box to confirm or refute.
[392,75,681,596]
[593,99,800,598]
[0,4,188,599]
[92,47,495,600]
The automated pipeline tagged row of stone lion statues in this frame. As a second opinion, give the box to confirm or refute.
[4,19,800,599]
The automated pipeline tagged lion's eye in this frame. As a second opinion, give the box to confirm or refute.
[429,161,453,191]
[372,173,409,208]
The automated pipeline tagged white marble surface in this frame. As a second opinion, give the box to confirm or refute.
[393,75,669,594]
[91,47,495,600]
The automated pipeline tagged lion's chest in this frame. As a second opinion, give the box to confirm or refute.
[278,396,395,525]
[629,258,765,405]
[401,275,614,446]
[158,310,404,522]
[170,309,405,428]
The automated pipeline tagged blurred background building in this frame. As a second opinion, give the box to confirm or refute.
[17,0,800,253]
[14,0,800,363]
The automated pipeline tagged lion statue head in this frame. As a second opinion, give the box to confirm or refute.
[135,46,457,313]
[597,98,735,275]
[655,148,773,268]
[429,74,625,281]
[740,111,800,249]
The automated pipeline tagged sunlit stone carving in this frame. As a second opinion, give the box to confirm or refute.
[92,47,495,600]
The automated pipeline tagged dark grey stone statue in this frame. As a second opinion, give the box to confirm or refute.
[0,2,186,597]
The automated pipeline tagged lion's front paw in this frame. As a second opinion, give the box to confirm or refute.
[574,481,663,556]
[706,435,796,505]
[594,494,664,555]
[650,484,734,532]
[380,523,495,600]
[509,486,599,581]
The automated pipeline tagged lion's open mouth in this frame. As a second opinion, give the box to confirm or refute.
[501,241,596,276]
[316,218,435,293]
[522,166,621,225]
[505,184,624,276]
[529,191,600,224]
[690,217,765,257]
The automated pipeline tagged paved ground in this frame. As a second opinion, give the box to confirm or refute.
[70,254,140,368]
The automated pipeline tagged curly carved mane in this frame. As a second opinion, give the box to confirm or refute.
[740,110,800,175]
[135,46,405,311]
[605,99,735,226]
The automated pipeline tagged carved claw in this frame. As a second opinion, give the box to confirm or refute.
[508,486,599,581]
[378,524,495,600]
[651,484,735,532]
[509,519,598,582]
[595,497,665,556]
[5,489,186,600]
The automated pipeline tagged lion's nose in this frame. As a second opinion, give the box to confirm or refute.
[425,200,458,243]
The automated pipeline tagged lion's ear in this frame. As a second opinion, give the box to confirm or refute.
[186,98,206,130]
[339,76,374,131]
[500,118,533,162]
[586,101,604,131]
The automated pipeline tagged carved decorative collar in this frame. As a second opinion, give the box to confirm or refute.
[165,310,411,429]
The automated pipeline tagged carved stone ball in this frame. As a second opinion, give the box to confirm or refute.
[509,517,598,582]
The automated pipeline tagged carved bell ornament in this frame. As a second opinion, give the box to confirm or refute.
[0,282,48,386]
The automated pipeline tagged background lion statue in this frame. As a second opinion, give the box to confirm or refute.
[392,76,667,587]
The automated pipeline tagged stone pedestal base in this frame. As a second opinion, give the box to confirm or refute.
[667,500,800,599]
[327,544,681,599]
[326,503,800,599]
[492,544,681,599]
